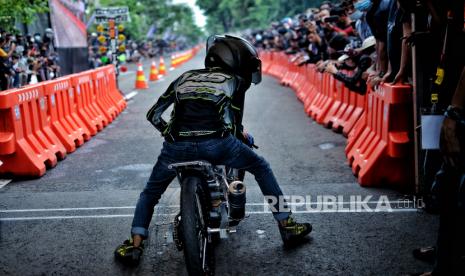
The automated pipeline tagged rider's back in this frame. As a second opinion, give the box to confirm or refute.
[169,68,239,138]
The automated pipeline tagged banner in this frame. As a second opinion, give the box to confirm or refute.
[49,0,89,74]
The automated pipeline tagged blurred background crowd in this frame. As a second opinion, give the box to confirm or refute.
[0,0,204,92]
[0,29,60,91]
[248,0,414,95]
[0,27,193,91]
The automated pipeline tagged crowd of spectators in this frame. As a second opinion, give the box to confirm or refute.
[249,0,414,95]
[0,29,60,91]
[250,1,465,275]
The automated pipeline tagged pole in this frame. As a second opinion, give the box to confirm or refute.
[411,10,420,194]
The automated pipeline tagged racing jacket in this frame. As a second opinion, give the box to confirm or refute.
[146,67,250,141]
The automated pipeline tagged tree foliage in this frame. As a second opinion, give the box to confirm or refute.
[197,0,326,34]
[0,0,49,31]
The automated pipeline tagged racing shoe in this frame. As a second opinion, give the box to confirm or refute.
[114,238,144,266]
[278,216,312,246]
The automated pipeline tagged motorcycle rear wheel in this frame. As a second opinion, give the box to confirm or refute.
[180,176,214,275]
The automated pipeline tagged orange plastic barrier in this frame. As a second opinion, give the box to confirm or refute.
[280,56,299,87]
[268,52,287,79]
[306,72,335,123]
[321,77,343,127]
[0,85,66,177]
[334,85,365,136]
[300,65,318,104]
[92,68,119,121]
[265,52,278,77]
[70,71,108,135]
[43,77,90,153]
[103,65,127,112]
[261,49,414,188]
[292,64,309,100]
[345,84,414,187]
[303,69,323,116]
[260,52,272,74]
[0,64,128,177]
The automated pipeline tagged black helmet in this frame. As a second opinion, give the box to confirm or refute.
[205,34,262,84]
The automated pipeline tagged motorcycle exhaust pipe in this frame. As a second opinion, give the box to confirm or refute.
[228,181,246,220]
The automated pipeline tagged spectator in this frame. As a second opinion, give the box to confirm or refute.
[330,6,356,36]
[366,0,390,86]
[381,0,412,84]
[11,54,23,88]
[0,36,15,90]
[353,0,374,40]
[306,31,328,63]
[0,29,60,91]
[325,36,376,94]
[410,0,465,274]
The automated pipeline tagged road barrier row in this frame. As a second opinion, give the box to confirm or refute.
[0,46,203,178]
[170,48,200,70]
[261,51,414,189]
[0,65,126,177]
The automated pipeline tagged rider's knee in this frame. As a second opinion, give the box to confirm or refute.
[248,156,272,177]
[140,183,165,199]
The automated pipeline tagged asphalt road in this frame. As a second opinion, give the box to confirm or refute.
[0,52,438,275]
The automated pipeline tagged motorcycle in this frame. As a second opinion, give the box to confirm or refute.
[168,160,247,275]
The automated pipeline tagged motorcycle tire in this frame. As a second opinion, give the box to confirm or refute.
[180,176,214,275]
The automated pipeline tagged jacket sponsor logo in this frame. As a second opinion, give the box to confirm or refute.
[185,72,231,83]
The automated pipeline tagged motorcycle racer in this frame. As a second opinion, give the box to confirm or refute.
[115,35,312,266]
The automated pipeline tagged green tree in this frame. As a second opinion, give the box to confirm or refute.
[197,0,327,34]
[162,4,204,43]
[0,0,49,31]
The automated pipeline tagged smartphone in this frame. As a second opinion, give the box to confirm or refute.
[324,15,340,23]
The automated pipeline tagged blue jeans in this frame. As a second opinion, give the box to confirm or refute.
[131,134,290,238]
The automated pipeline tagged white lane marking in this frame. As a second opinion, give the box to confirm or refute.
[246,200,412,206]
[0,213,176,221]
[124,91,138,100]
[0,208,418,221]
[0,206,137,213]
[248,208,418,214]
[0,201,412,213]
[0,179,12,189]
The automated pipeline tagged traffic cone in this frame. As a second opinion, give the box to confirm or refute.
[159,57,166,76]
[149,61,159,81]
[170,54,176,71]
[135,63,148,89]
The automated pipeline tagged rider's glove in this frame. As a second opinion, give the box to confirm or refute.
[242,132,258,149]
